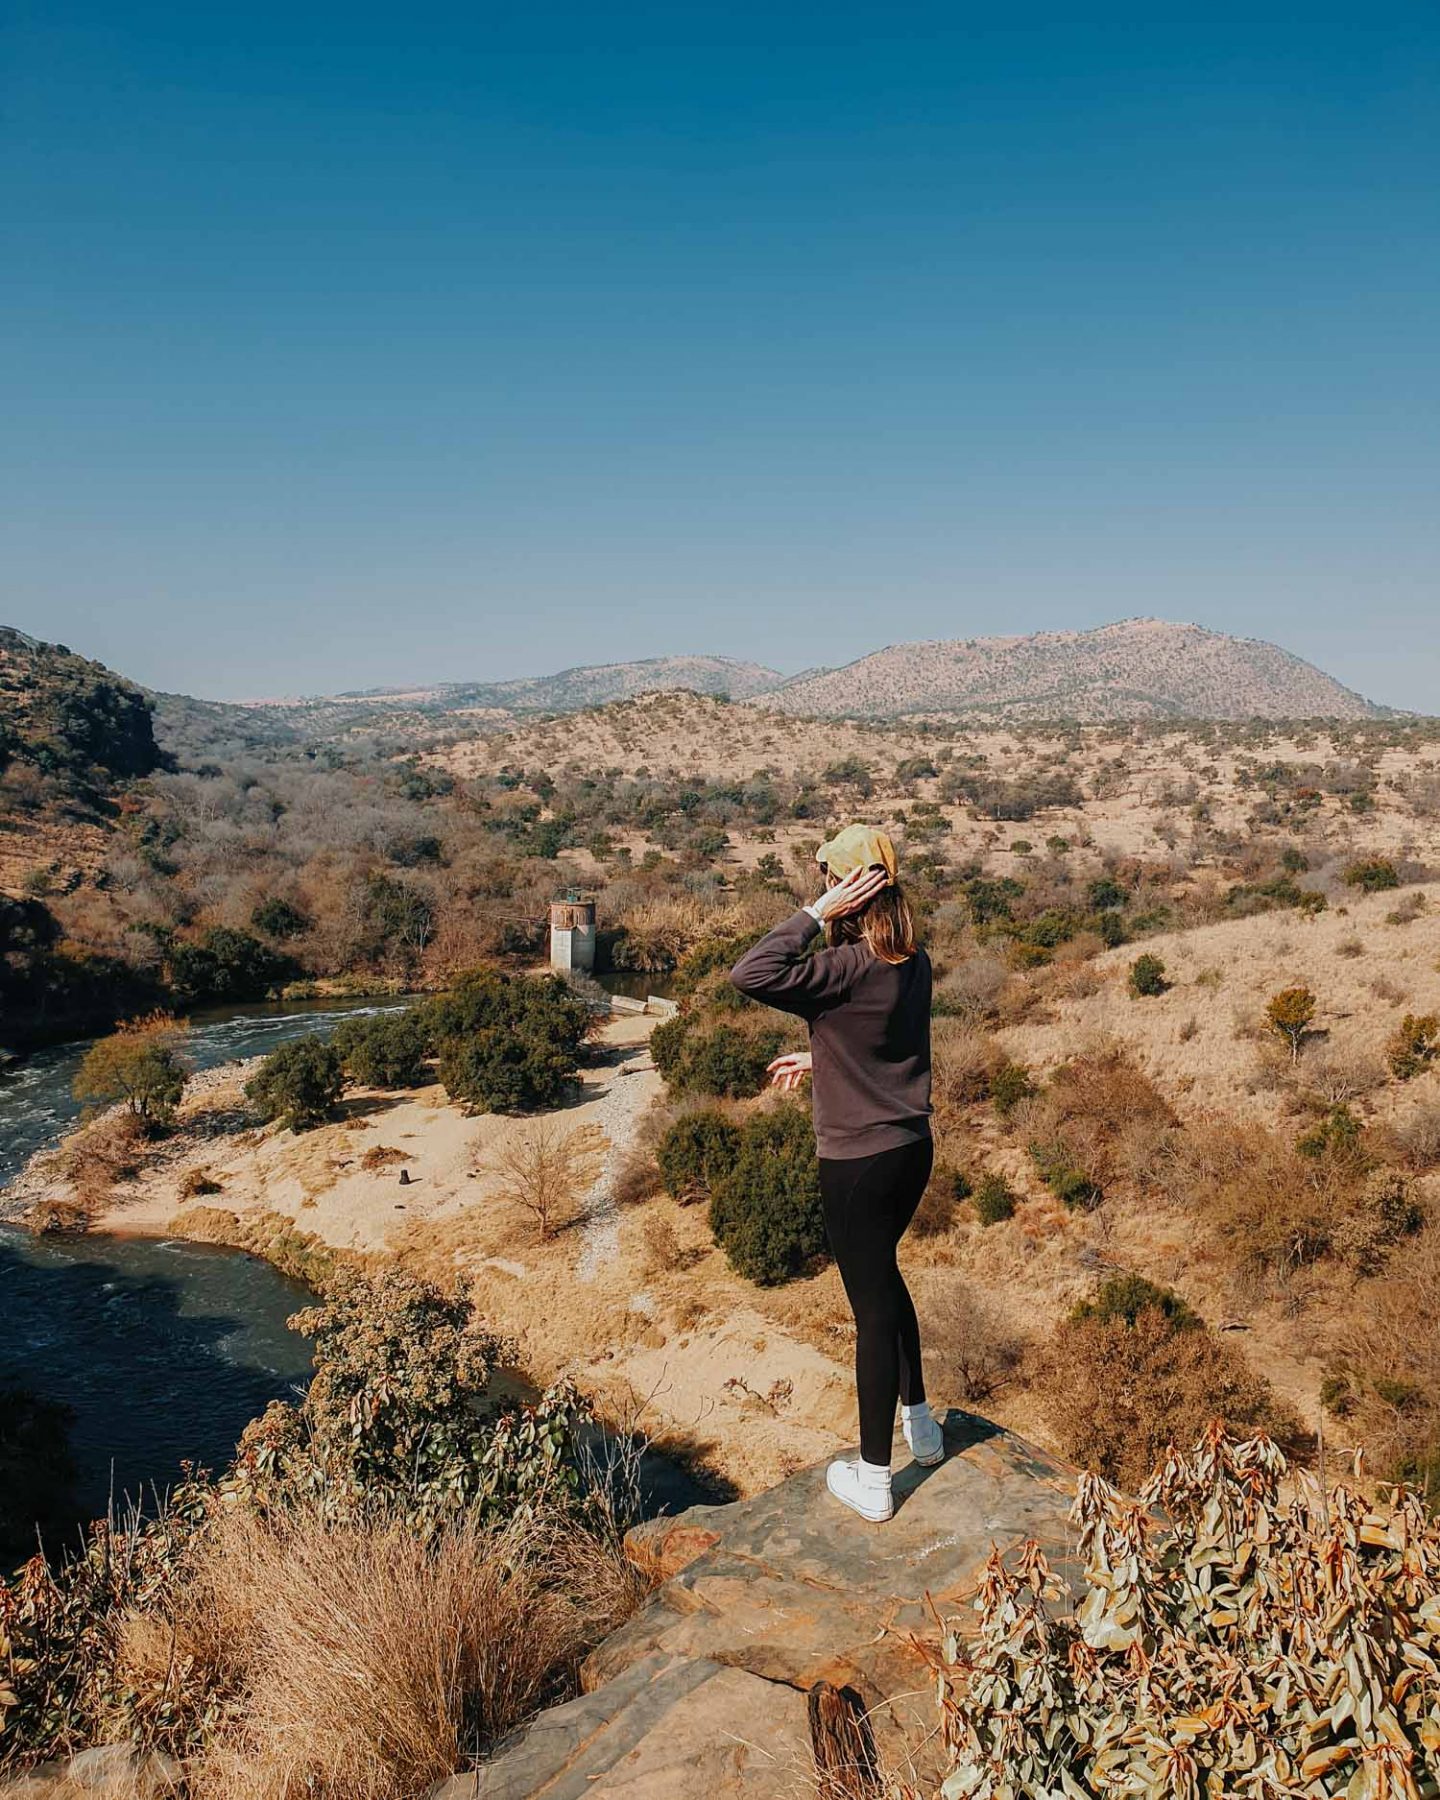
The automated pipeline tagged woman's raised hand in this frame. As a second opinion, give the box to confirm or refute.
[766,1051,813,1091]
[808,863,889,922]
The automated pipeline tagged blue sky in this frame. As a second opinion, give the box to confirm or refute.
[3,4,1437,705]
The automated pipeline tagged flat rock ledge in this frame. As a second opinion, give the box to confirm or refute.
[430,1411,1082,1799]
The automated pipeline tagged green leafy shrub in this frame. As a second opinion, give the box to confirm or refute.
[925,1428,1440,1799]
[708,1105,826,1285]
[1296,1102,1367,1166]
[989,1060,1036,1119]
[250,896,312,940]
[1029,1140,1103,1211]
[332,1009,431,1088]
[1070,1272,1200,1332]
[655,1109,741,1202]
[1127,952,1168,997]
[169,927,297,1005]
[1388,1012,1440,1081]
[425,969,589,1114]
[650,1014,783,1099]
[1344,855,1400,892]
[971,1172,1017,1227]
[245,1036,347,1131]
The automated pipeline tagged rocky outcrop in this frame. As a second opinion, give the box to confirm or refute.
[429,1411,1081,1798]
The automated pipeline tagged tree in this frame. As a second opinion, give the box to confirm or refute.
[73,1013,188,1124]
[1266,985,1317,1063]
[1343,856,1400,893]
[251,896,312,940]
[245,1036,346,1131]
[485,1119,597,1241]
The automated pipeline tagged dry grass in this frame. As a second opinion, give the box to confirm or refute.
[913,1271,1027,1405]
[122,1506,644,1800]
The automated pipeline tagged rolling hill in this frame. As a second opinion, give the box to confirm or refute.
[336,654,784,712]
[763,619,1386,721]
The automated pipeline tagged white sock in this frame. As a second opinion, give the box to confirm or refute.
[902,1401,932,1424]
[858,1456,892,1485]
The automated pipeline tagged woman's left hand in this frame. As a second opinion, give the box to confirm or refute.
[767,1051,813,1091]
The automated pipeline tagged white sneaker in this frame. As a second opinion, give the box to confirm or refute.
[826,1457,893,1522]
[903,1404,945,1467]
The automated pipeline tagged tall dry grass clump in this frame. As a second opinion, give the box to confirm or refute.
[123,1506,643,1800]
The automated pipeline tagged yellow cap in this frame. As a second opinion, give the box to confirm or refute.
[815,825,898,883]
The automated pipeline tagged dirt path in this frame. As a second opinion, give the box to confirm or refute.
[577,1039,656,1280]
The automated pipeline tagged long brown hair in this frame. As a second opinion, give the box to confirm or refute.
[828,881,919,965]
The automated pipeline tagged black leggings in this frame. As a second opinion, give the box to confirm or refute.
[819,1137,933,1466]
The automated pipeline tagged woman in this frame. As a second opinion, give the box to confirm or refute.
[730,825,939,1522]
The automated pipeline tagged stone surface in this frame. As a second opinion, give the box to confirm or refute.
[581,1410,1081,1788]
[0,1746,182,1797]
[431,1410,1080,1799]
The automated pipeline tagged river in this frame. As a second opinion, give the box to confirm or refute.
[1,986,697,1562]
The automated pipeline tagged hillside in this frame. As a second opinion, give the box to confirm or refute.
[336,653,783,713]
[765,618,1386,721]
[0,628,161,794]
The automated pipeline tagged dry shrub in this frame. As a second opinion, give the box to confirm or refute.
[62,1110,150,1209]
[1020,1046,1176,1194]
[1329,1226,1440,1503]
[178,1167,223,1198]
[640,1213,682,1276]
[128,1506,642,1800]
[1386,1096,1440,1170]
[360,1144,410,1172]
[915,1273,1026,1405]
[1039,1309,1297,1492]
[930,1019,1005,1113]
[1304,1045,1387,1106]
[1202,1126,1354,1284]
[933,954,1009,1022]
[482,1119,602,1242]
[1330,1167,1425,1274]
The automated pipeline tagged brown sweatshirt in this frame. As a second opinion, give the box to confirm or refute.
[730,910,932,1160]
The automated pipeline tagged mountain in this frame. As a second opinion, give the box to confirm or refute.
[763,619,1386,721]
[336,654,784,713]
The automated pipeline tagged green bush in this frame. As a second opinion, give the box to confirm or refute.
[332,1009,431,1088]
[425,969,589,1114]
[245,1036,347,1131]
[1030,1139,1103,1211]
[656,1109,742,1202]
[250,896,312,940]
[169,927,296,1005]
[1127,952,1168,997]
[1388,1012,1440,1081]
[1343,856,1400,893]
[972,1172,1017,1227]
[708,1105,827,1285]
[990,1060,1036,1119]
[650,1014,783,1099]
[1071,1272,1200,1332]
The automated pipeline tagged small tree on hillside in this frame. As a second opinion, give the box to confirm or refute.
[1266,984,1317,1063]
[484,1119,598,1242]
[73,1013,188,1125]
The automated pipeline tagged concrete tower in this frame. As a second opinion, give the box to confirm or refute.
[549,890,597,973]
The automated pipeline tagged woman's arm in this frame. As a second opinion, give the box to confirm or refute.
[729,912,849,1018]
[730,864,889,1017]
